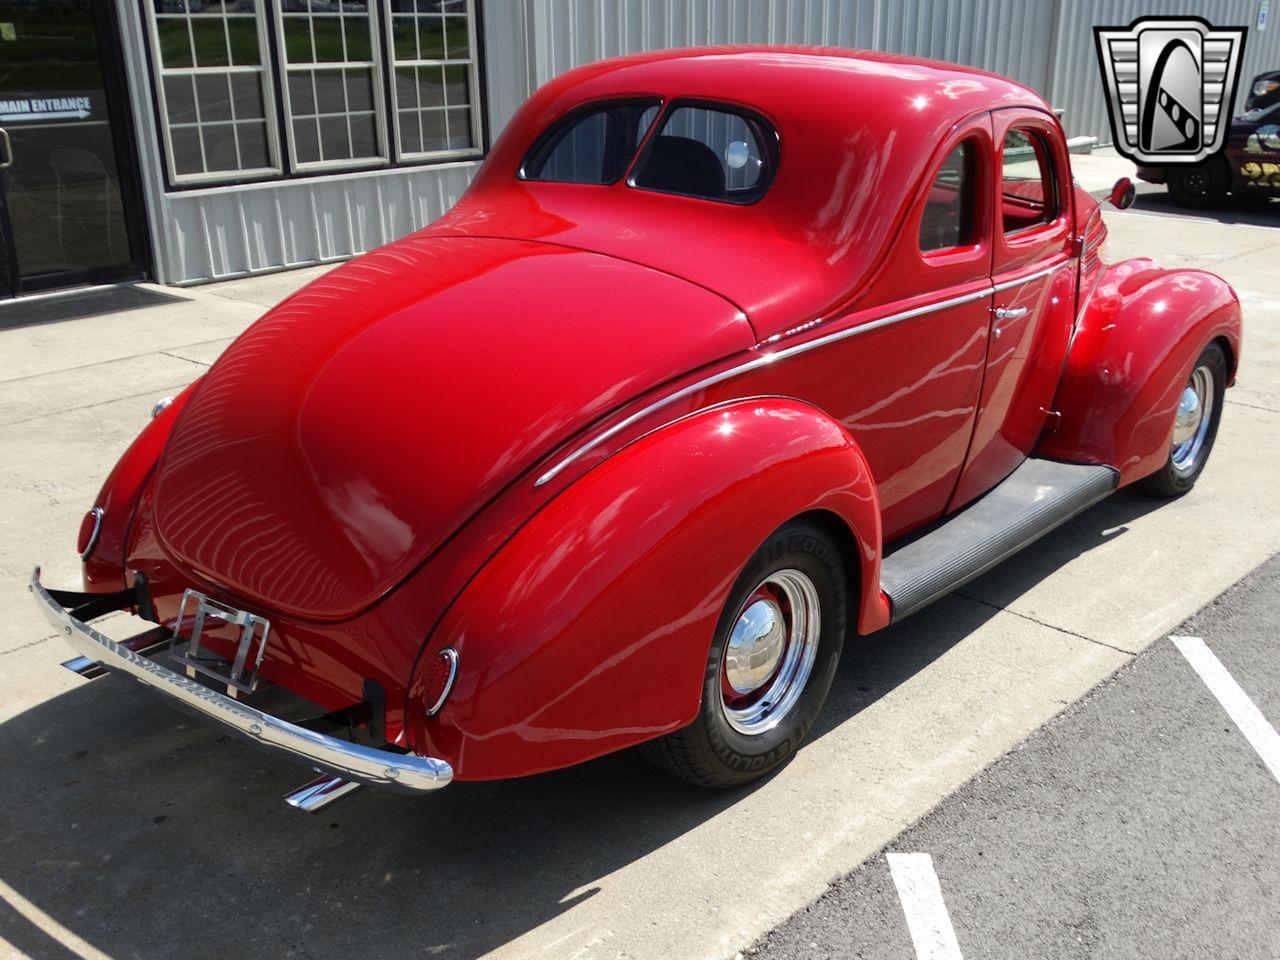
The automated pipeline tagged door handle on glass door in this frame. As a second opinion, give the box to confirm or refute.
[0,128,11,170]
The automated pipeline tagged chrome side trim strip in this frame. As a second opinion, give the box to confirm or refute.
[534,260,1074,488]
[30,566,454,795]
[992,259,1070,293]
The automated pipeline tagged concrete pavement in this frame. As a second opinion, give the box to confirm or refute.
[752,551,1280,960]
[1,167,1278,959]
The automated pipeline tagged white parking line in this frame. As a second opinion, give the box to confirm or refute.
[887,852,964,960]
[1171,635,1280,782]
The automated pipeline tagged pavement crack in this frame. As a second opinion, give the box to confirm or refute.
[1225,398,1280,415]
[0,382,199,428]
[954,590,1136,656]
[0,635,56,657]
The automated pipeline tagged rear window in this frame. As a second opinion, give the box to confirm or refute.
[630,104,777,204]
[520,100,660,185]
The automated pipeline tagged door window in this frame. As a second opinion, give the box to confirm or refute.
[919,140,977,252]
[1001,128,1057,233]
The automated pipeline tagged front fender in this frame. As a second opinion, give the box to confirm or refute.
[407,397,885,780]
[1037,258,1241,485]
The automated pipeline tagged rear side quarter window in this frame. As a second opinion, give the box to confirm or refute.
[521,100,660,185]
[1001,128,1059,233]
[630,103,778,204]
[919,140,978,253]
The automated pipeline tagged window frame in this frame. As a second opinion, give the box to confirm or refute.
[143,2,284,186]
[626,98,781,206]
[517,97,664,185]
[272,1,391,174]
[138,0,490,192]
[383,2,485,164]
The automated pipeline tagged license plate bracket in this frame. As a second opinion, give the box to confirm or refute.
[169,589,271,697]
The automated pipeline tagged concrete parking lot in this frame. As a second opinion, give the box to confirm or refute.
[1,152,1278,960]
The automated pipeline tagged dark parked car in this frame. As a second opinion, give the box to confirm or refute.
[1138,71,1280,207]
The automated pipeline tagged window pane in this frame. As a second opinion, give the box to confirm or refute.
[442,64,468,106]
[344,15,371,60]
[444,15,468,59]
[319,114,350,160]
[632,105,776,203]
[524,101,658,184]
[288,72,317,115]
[164,75,197,123]
[156,17,194,67]
[1001,129,1056,233]
[417,65,445,108]
[195,73,232,122]
[191,17,230,67]
[350,113,377,156]
[418,16,445,58]
[282,17,314,63]
[311,17,344,63]
[393,15,417,59]
[227,16,260,65]
[345,68,373,112]
[420,109,446,152]
[236,121,270,169]
[229,72,266,120]
[445,107,471,149]
[204,123,241,171]
[312,69,346,114]
[171,125,203,174]
[920,141,976,252]
[293,117,321,163]
[397,108,423,153]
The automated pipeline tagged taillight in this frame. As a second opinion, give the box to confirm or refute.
[423,647,459,717]
[77,507,104,560]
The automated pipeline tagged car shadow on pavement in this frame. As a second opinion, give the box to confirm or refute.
[1093,185,1279,227]
[0,488,1166,960]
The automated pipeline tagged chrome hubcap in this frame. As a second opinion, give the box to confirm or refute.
[720,569,821,736]
[1171,364,1214,475]
[724,598,787,694]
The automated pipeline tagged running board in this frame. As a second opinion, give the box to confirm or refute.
[880,458,1118,623]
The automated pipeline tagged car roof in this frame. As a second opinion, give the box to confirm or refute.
[434,47,1054,338]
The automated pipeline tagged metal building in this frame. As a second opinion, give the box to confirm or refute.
[0,0,1274,297]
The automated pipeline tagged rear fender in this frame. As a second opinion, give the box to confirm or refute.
[407,397,885,780]
[82,384,196,591]
[1037,259,1241,485]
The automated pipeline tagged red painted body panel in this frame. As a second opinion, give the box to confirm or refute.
[151,236,752,621]
[1036,259,1242,483]
[405,398,883,780]
[57,48,1242,782]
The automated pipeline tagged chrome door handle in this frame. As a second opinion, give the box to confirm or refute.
[0,127,11,170]
[994,306,1028,320]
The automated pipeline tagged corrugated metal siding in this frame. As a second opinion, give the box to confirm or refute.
[1051,0,1280,143]
[523,0,1279,145]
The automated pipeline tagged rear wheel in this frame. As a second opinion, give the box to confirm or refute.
[1140,341,1227,497]
[640,519,847,788]
[1168,160,1229,208]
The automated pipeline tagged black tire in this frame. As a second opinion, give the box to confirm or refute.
[1167,159,1230,208]
[1140,341,1227,498]
[640,518,848,789]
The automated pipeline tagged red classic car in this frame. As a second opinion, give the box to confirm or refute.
[32,48,1242,811]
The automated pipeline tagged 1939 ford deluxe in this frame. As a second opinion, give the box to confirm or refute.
[32,48,1242,811]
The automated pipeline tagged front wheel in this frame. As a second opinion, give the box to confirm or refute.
[640,518,848,789]
[1140,341,1227,497]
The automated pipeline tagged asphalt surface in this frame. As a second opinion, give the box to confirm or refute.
[751,551,1280,960]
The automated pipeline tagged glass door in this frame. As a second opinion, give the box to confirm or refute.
[0,0,147,298]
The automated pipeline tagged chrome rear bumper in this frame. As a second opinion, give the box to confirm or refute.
[30,567,452,795]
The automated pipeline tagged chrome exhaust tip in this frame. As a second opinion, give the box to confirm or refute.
[284,775,362,812]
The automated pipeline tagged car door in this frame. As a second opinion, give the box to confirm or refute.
[947,109,1076,511]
